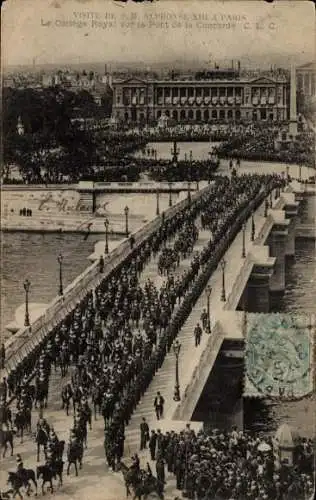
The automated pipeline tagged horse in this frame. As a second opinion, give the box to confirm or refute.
[7,469,38,498]
[67,441,83,477]
[35,427,49,462]
[0,429,14,458]
[35,381,49,409]
[58,349,69,377]
[37,461,64,495]
[120,462,164,500]
[14,408,31,444]
[61,385,73,416]
[0,405,12,429]
[91,386,102,420]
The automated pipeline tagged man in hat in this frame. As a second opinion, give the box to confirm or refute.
[140,417,150,451]
[149,430,157,461]
[16,454,24,478]
[154,392,165,420]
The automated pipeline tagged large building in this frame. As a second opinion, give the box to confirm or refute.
[111,67,290,124]
[296,62,316,101]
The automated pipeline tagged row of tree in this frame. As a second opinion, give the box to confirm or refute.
[2,86,113,183]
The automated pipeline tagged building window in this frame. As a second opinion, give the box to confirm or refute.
[196,110,201,121]
[180,88,186,97]
[188,109,194,120]
[212,110,218,119]
[117,96,121,104]
[172,110,178,121]
[124,112,129,121]
[260,109,267,120]
[204,109,209,121]
[269,112,274,121]
[157,110,162,119]
[165,110,170,117]
[227,109,233,120]
[219,109,225,120]
[188,87,194,97]
[139,112,145,122]
[180,109,186,121]
[235,110,241,121]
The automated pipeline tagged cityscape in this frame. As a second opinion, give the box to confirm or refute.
[1,1,315,499]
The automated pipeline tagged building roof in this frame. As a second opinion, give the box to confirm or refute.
[297,62,316,70]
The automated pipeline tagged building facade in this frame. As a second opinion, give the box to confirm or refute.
[112,72,289,124]
[296,62,316,100]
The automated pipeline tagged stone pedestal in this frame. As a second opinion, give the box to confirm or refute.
[268,229,288,293]
[246,269,271,313]
[284,204,299,258]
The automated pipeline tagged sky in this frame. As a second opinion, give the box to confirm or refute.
[2,0,315,69]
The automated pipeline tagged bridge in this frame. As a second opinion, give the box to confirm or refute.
[0,178,311,499]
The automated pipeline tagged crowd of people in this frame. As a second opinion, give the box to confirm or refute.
[138,425,314,500]
[1,173,293,498]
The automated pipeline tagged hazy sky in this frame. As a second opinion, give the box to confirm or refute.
[2,0,315,68]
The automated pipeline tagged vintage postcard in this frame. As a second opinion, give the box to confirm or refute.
[1,1,315,499]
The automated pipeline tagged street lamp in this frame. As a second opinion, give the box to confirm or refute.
[299,164,302,182]
[23,279,31,326]
[173,340,181,401]
[156,188,160,216]
[220,259,226,302]
[281,171,285,191]
[205,285,212,333]
[124,206,129,237]
[269,191,273,208]
[57,253,63,296]
[104,218,109,254]
[187,181,191,204]
[251,212,255,241]
[242,222,246,258]
[196,180,200,191]
[264,197,269,217]
[286,165,290,184]
[168,182,173,207]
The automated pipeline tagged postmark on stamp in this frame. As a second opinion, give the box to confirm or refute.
[244,313,314,399]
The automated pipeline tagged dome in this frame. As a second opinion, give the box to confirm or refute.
[274,424,299,448]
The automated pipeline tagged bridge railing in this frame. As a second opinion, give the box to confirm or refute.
[173,321,224,421]
[224,255,254,311]
[3,186,211,375]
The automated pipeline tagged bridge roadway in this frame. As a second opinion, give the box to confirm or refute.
[0,219,210,498]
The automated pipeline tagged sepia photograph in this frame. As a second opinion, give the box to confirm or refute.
[1,0,315,498]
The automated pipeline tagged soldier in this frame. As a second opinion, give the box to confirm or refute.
[194,323,202,347]
[149,430,157,461]
[140,417,150,451]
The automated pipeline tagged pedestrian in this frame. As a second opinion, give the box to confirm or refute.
[149,430,157,461]
[156,454,166,484]
[194,323,202,347]
[0,343,5,370]
[140,417,149,450]
[200,309,208,331]
[154,391,165,420]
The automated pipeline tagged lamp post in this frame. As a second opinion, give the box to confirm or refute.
[104,218,109,254]
[168,182,173,207]
[124,206,129,237]
[286,165,290,184]
[281,171,285,191]
[57,253,63,296]
[205,285,212,333]
[220,259,226,302]
[24,279,31,326]
[251,212,256,241]
[196,180,199,191]
[299,164,302,182]
[264,197,269,217]
[156,188,160,216]
[173,340,181,401]
[269,190,273,208]
[242,222,246,258]
[171,140,180,164]
[187,181,191,204]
